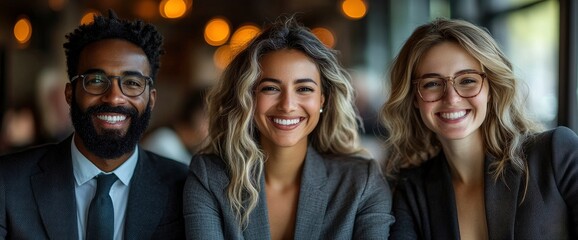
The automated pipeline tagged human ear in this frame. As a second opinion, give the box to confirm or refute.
[65,83,73,106]
[149,88,157,111]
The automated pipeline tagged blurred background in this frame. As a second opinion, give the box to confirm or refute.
[0,0,576,160]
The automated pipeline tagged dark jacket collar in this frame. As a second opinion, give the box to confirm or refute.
[32,135,170,239]
[424,152,523,239]
[32,135,78,240]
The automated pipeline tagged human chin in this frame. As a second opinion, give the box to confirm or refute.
[70,95,152,159]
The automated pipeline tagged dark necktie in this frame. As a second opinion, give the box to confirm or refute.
[86,173,117,240]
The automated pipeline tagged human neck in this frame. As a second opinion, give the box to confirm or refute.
[440,132,485,185]
[263,142,307,186]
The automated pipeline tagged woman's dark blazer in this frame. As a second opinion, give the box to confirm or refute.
[183,146,395,239]
[390,126,578,239]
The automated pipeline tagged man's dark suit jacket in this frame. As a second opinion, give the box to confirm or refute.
[390,126,578,240]
[0,135,188,239]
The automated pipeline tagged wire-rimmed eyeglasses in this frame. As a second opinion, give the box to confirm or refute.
[71,73,152,97]
[413,71,486,102]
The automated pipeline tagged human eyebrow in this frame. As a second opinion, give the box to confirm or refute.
[417,69,481,79]
[121,71,147,77]
[417,73,443,79]
[257,78,319,86]
[80,69,146,77]
[258,78,281,85]
[454,69,481,75]
[295,78,318,85]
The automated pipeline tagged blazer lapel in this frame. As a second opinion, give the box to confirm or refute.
[484,155,521,240]
[243,176,272,239]
[243,147,329,239]
[124,148,168,239]
[424,154,460,239]
[293,147,328,240]
[31,136,78,240]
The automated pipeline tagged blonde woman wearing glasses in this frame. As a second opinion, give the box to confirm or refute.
[381,18,578,239]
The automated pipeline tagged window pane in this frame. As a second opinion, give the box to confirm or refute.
[491,1,559,127]
[488,0,547,12]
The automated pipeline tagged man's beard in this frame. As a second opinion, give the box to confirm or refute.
[70,91,152,159]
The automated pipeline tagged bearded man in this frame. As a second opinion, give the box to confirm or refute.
[0,10,187,240]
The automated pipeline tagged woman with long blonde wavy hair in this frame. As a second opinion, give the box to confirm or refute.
[382,18,578,239]
[184,16,394,239]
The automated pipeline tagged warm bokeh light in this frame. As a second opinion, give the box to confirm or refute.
[13,17,32,44]
[213,44,233,70]
[204,17,230,46]
[135,0,158,19]
[160,0,187,19]
[80,11,99,25]
[311,27,336,48]
[341,0,367,20]
[48,0,67,11]
[229,24,261,53]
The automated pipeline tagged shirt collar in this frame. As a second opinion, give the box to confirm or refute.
[71,133,139,187]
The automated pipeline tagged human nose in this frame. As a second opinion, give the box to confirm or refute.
[277,90,296,112]
[442,78,462,104]
[100,78,127,105]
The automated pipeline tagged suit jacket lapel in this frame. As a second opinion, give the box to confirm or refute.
[124,148,168,240]
[484,155,521,240]
[31,136,78,240]
[424,153,460,239]
[243,147,329,239]
[243,176,272,239]
[293,147,328,240]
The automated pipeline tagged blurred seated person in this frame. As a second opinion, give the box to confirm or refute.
[0,105,39,154]
[142,86,209,165]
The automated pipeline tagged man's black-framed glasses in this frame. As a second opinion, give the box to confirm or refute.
[413,71,486,102]
[71,73,152,97]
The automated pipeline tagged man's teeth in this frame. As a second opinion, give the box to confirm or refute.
[97,115,126,123]
[273,118,300,125]
[440,111,466,120]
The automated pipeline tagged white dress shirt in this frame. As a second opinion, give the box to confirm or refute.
[71,136,138,240]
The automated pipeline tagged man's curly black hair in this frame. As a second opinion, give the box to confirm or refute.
[63,10,164,84]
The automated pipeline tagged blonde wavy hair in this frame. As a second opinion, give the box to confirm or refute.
[381,18,542,182]
[203,16,363,228]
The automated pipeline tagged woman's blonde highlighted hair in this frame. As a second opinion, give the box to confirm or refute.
[381,18,542,182]
[203,16,363,227]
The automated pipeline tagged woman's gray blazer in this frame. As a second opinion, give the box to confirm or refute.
[183,146,394,239]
